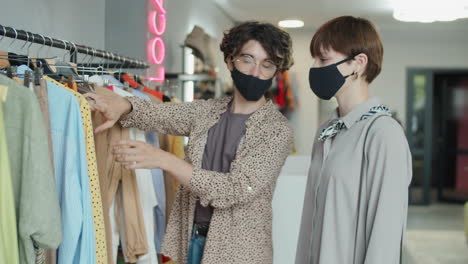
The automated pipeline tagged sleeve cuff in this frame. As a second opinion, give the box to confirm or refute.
[119,96,141,128]
[188,167,212,207]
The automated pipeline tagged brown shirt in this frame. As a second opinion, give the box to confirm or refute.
[92,86,148,263]
[195,103,251,224]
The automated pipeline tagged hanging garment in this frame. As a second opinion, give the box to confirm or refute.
[128,128,159,264]
[0,97,20,264]
[16,66,57,264]
[119,73,164,100]
[92,86,148,264]
[164,98,186,196]
[283,71,295,111]
[44,76,108,264]
[45,77,96,264]
[102,75,124,88]
[113,87,159,264]
[132,89,167,254]
[157,132,176,225]
[295,98,412,264]
[89,75,105,87]
[274,72,286,108]
[1,74,62,264]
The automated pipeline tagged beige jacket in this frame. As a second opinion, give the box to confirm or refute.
[120,96,293,264]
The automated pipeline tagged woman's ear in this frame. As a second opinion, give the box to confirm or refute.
[227,55,234,71]
[354,53,368,76]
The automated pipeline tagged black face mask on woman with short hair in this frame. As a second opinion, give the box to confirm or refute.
[308,55,356,100]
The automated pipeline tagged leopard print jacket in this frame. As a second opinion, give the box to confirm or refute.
[120,96,293,264]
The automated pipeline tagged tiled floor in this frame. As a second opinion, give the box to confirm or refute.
[403,204,468,264]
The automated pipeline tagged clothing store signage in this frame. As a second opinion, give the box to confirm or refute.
[147,0,166,82]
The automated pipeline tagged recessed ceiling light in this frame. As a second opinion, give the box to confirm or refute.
[278,20,304,28]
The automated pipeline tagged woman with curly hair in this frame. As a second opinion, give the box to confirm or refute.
[86,21,294,264]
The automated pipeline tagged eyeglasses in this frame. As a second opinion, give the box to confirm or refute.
[232,54,277,79]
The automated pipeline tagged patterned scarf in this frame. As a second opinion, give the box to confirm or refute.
[318,105,391,142]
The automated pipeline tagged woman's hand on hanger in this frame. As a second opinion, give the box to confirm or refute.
[84,92,132,133]
[113,139,194,185]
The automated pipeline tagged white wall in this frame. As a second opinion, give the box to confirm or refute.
[287,29,320,156]
[105,0,147,61]
[285,25,468,155]
[0,0,106,57]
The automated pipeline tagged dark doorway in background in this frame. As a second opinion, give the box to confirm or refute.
[407,69,468,205]
[433,73,468,203]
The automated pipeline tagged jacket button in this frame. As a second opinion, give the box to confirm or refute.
[247,186,252,191]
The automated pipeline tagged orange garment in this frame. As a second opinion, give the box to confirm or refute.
[284,71,295,110]
[143,87,164,101]
[65,82,78,92]
[121,73,163,100]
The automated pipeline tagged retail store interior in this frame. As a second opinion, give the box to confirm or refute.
[0,0,467,263]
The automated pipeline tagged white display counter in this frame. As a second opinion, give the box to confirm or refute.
[272,155,311,264]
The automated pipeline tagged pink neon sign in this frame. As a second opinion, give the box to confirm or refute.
[147,0,166,82]
[148,11,166,36]
[148,37,165,65]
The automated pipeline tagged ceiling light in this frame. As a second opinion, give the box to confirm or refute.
[278,20,304,28]
[392,0,468,22]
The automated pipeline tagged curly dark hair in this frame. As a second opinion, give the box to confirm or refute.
[220,21,294,72]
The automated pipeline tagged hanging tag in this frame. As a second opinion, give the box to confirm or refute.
[0,85,8,102]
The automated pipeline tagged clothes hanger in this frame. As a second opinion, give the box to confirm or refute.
[34,60,44,86]
[0,25,10,69]
[5,28,19,78]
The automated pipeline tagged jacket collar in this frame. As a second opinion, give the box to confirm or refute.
[331,97,381,129]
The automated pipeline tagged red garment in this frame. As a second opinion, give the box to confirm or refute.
[121,73,163,100]
[274,72,286,108]
[161,255,175,263]
[284,71,295,110]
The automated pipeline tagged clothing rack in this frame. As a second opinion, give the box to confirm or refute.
[0,24,149,69]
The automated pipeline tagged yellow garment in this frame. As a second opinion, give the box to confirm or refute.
[167,135,185,193]
[43,76,108,264]
[166,98,185,193]
[0,102,20,264]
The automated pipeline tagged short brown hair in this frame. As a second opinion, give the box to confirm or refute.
[220,21,294,72]
[310,16,383,83]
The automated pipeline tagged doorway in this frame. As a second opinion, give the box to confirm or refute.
[407,69,468,205]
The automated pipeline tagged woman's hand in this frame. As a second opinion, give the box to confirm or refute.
[113,140,194,185]
[84,92,132,133]
[113,140,171,170]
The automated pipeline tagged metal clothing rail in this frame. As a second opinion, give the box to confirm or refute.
[0,24,149,69]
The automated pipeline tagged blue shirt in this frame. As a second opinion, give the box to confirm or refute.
[46,79,96,264]
[131,88,166,253]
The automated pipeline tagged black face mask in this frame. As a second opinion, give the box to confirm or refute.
[231,67,273,101]
[308,56,356,100]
